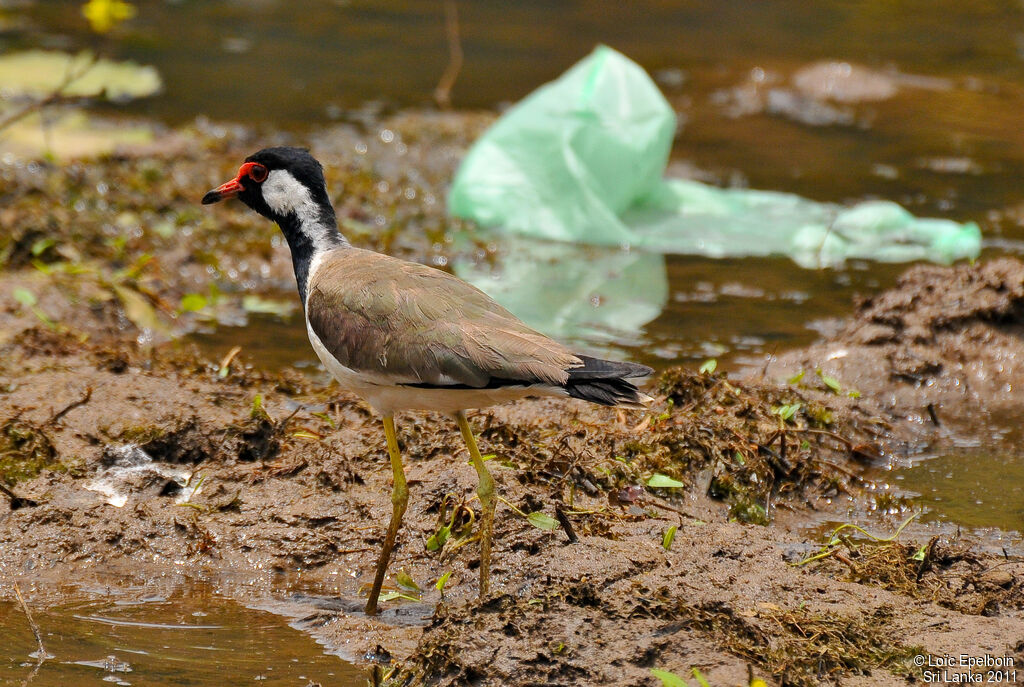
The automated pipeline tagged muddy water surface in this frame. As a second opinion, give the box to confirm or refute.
[1,581,364,686]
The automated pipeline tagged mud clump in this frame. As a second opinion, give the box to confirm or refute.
[130,418,218,465]
[763,257,1024,433]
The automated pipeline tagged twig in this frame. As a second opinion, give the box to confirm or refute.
[218,345,242,377]
[14,581,47,685]
[47,386,92,424]
[554,504,578,543]
[433,0,463,109]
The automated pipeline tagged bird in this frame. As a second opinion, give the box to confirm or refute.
[202,146,652,615]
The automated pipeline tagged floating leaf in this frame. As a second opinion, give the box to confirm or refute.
[395,569,420,592]
[662,525,677,550]
[0,50,159,100]
[527,511,559,531]
[647,473,685,488]
[650,669,689,687]
[435,571,453,592]
[2,111,154,160]
[698,358,717,375]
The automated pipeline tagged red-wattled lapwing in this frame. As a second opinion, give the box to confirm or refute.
[202,147,652,615]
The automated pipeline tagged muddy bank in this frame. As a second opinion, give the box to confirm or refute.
[0,112,491,348]
[756,257,1024,438]
[1,327,1022,686]
[1,120,1023,685]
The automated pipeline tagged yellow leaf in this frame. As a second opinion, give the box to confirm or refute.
[82,0,136,34]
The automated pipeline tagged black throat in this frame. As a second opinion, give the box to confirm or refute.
[274,208,344,305]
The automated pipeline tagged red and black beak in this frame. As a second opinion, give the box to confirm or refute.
[202,172,245,205]
[203,162,268,205]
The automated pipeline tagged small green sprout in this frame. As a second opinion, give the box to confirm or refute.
[773,403,801,422]
[650,669,689,687]
[179,293,207,313]
[815,367,842,394]
[662,525,677,550]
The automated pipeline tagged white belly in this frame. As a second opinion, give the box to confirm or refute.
[305,319,562,415]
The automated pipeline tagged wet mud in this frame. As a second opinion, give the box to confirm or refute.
[1,321,1022,685]
[2,131,1024,686]
[760,257,1024,437]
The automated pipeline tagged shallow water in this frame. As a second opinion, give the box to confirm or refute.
[873,418,1024,535]
[0,581,365,686]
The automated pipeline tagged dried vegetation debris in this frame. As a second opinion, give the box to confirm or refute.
[484,366,883,529]
[808,535,1024,618]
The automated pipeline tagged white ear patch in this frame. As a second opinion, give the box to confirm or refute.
[261,169,321,226]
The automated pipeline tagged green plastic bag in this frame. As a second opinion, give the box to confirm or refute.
[449,45,981,268]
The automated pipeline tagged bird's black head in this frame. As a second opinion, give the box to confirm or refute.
[202,146,335,228]
[202,147,344,304]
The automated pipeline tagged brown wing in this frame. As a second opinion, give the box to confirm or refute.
[305,248,581,387]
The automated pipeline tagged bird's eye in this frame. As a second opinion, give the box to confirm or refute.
[249,164,268,182]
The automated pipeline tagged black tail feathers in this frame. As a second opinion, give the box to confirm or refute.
[564,355,653,408]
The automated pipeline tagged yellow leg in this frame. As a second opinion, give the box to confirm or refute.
[455,410,495,598]
[365,414,408,616]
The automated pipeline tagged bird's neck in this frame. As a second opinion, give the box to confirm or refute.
[276,207,347,305]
